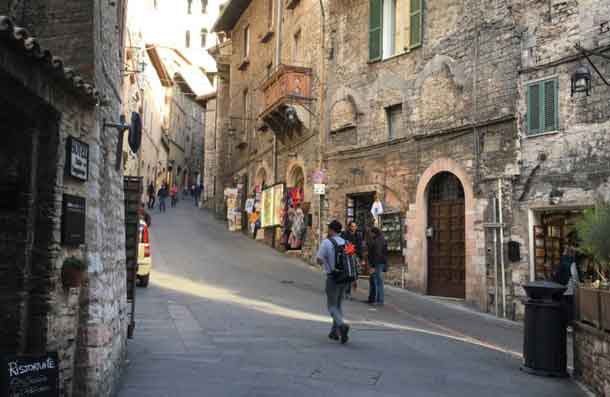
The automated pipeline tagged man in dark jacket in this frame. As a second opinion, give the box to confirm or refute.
[367,227,388,305]
[341,222,363,300]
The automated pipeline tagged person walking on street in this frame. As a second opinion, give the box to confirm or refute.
[341,222,363,300]
[158,184,167,213]
[170,184,178,208]
[317,220,351,344]
[147,182,155,209]
[368,227,388,305]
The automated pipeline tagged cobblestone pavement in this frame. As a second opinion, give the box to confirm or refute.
[118,205,584,397]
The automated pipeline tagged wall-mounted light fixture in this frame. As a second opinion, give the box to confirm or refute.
[571,64,592,96]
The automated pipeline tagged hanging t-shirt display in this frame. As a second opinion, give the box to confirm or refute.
[283,187,307,250]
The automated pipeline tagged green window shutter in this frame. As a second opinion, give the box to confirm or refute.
[527,83,541,135]
[369,0,383,61]
[543,79,558,132]
[409,0,422,49]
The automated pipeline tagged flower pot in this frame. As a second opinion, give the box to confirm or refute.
[61,265,83,289]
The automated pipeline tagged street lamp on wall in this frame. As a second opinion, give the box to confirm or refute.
[571,64,592,97]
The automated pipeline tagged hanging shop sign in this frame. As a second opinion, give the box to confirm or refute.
[313,184,326,195]
[65,137,89,181]
[0,352,59,397]
[61,194,86,246]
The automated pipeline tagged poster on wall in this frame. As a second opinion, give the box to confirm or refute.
[272,184,285,226]
[224,188,241,231]
[260,184,285,228]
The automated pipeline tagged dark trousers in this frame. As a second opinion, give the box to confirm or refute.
[561,294,575,325]
[147,195,155,209]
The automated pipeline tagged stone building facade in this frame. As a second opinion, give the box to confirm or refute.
[322,0,521,312]
[213,0,325,258]
[210,0,610,319]
[507,0,610,318]
[0,0,129,395]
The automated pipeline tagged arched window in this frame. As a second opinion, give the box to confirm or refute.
[201,28,208,48]
[187,0,193,14]
[185,30,191,48]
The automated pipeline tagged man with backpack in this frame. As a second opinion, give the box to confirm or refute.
[317,220,354,344]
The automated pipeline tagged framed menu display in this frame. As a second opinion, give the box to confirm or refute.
[380,212,403,253]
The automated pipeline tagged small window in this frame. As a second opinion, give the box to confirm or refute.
[201,0,208,13]
[243,26,250,58]
[386,103,402,139]
[527,78,558,135]
[187,0,193,14]
[185,30,191,48]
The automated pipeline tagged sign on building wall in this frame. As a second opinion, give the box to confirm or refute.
[61,194,86,246]
[65,137,89,181]
[0,352,59,396]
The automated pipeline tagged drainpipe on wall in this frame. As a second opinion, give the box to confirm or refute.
[498,178,507,318]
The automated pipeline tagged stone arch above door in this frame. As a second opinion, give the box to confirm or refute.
[405,158,486,309]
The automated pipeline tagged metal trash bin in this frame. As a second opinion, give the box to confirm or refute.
[521,281,568,377]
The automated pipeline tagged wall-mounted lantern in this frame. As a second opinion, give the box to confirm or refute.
[571,64,592,97]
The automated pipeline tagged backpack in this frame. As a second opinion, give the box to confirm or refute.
[329,238,358,284]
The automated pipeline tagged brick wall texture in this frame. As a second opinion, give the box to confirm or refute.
[574,323,610,396]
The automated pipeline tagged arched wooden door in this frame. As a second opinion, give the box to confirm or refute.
[427,172,466,298]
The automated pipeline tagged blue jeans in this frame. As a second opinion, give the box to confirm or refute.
[159,197,166,212]
[371,264,385,304]
[326,276,346,332]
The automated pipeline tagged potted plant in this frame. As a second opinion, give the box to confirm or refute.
[575,204,610,330]
[61,256,86,289]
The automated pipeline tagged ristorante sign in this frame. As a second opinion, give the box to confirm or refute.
[1,353,59,396]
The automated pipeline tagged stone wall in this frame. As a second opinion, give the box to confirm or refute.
[508,0,610,318]
[574,322,610,397]
[323,0,521,311]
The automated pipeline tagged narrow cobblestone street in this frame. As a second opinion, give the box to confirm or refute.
[118,205,584,397]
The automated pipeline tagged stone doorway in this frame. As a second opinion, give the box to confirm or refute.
[0,78,60,354]
[427,172,466,299]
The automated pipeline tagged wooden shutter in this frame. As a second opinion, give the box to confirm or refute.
[527,82,541,135]
[369,0,383,61]
[409,0,422,49]
[543,79,558,132]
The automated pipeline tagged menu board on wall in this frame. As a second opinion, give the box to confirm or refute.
[0,353,59,396]
[260,184,285,228]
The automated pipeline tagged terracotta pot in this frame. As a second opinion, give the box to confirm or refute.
[61,265,83,289]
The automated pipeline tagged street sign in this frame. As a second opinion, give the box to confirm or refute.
[65,136,89,181]
[312,169,326,184]
[313,184,326,195]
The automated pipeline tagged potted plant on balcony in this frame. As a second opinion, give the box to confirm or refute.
[61,256,86,289]
[575,203,610,330]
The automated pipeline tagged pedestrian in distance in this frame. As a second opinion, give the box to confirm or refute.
[317,220,351,344]
[341,222,363,300]
[158,184,167,213]
[170,184,178,208]
[368,227,388,305]
[147,182,156,209]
